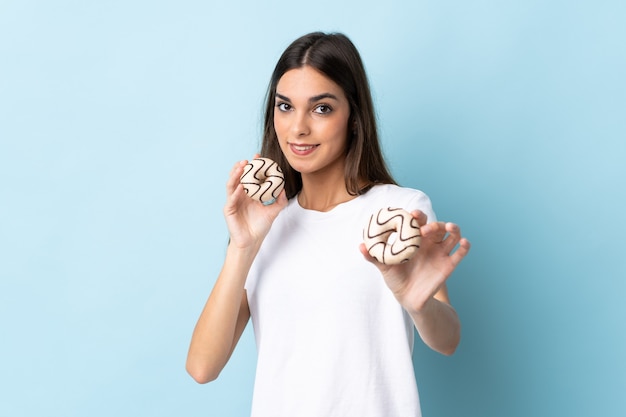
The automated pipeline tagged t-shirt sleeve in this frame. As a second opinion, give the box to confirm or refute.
[406,189,437,224]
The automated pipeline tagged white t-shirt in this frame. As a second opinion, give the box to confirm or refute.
[245,184,436,417]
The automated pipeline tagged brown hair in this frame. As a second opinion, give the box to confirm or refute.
[260,32,396,199]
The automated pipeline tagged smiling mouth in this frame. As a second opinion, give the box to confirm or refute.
[292,144,318,152]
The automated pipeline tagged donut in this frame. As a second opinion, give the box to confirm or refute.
[363,207,421,265]
[239,157,285,205]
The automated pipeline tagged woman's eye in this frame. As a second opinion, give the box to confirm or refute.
[314,105,332,114]
[276,102,291,112]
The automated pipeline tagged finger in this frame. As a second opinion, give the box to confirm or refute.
[224,181,247,216]
[449,238,471,267]
[421,221,447,243]
[358,243,388,270]
[410,210,428,227]
[358,243,375,262]
[440,223,462,253]
[265,189,289,215]
[275,188,288,208]
[226,160,248,195]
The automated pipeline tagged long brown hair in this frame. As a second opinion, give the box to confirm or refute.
[260,32,396,199]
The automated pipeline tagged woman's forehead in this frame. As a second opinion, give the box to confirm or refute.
[276,66,346,101]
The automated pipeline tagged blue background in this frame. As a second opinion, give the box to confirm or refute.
[1,1,624,416]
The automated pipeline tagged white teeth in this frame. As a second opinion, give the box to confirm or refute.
[293,145,315,151]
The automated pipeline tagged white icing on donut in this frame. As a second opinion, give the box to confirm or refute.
[240,157,285,205]
[363,207,421,265]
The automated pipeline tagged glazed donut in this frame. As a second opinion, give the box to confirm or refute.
[239,157,285,205]
[363,207,421,265]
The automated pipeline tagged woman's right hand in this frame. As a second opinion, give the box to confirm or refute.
[223,158,288,249]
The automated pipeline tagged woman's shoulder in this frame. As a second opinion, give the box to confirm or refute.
[365,183,430,202]
[363,183,436,221]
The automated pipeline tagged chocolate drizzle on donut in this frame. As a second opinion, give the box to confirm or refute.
[240,157,285,205]
[363,207,421,265]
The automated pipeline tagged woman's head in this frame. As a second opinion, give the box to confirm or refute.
[261,32,395,199]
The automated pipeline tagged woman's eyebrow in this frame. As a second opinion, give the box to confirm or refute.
[308,93,338,103]
[275,93,339,103]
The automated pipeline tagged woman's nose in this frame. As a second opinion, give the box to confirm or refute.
[291,111,310,137]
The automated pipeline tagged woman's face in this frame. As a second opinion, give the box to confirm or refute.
[273,66,351,177]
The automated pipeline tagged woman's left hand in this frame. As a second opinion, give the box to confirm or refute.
[359,210,471,313]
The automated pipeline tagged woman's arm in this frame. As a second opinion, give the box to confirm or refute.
[186,159,287,383]
[186,245,256,383]
[406,285,461,356]
[360,216,470,355]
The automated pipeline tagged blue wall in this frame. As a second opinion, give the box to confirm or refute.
[1,1,624,416]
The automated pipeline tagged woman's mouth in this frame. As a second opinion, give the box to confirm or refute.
[290,143,319,155]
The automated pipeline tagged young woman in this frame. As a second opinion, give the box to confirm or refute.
[186,32,470,417]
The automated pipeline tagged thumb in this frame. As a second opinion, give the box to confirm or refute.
[359,243,391,273]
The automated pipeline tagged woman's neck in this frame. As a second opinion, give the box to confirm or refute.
[297,170,356,212]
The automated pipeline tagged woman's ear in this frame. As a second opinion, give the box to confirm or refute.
[350,118,358,135]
